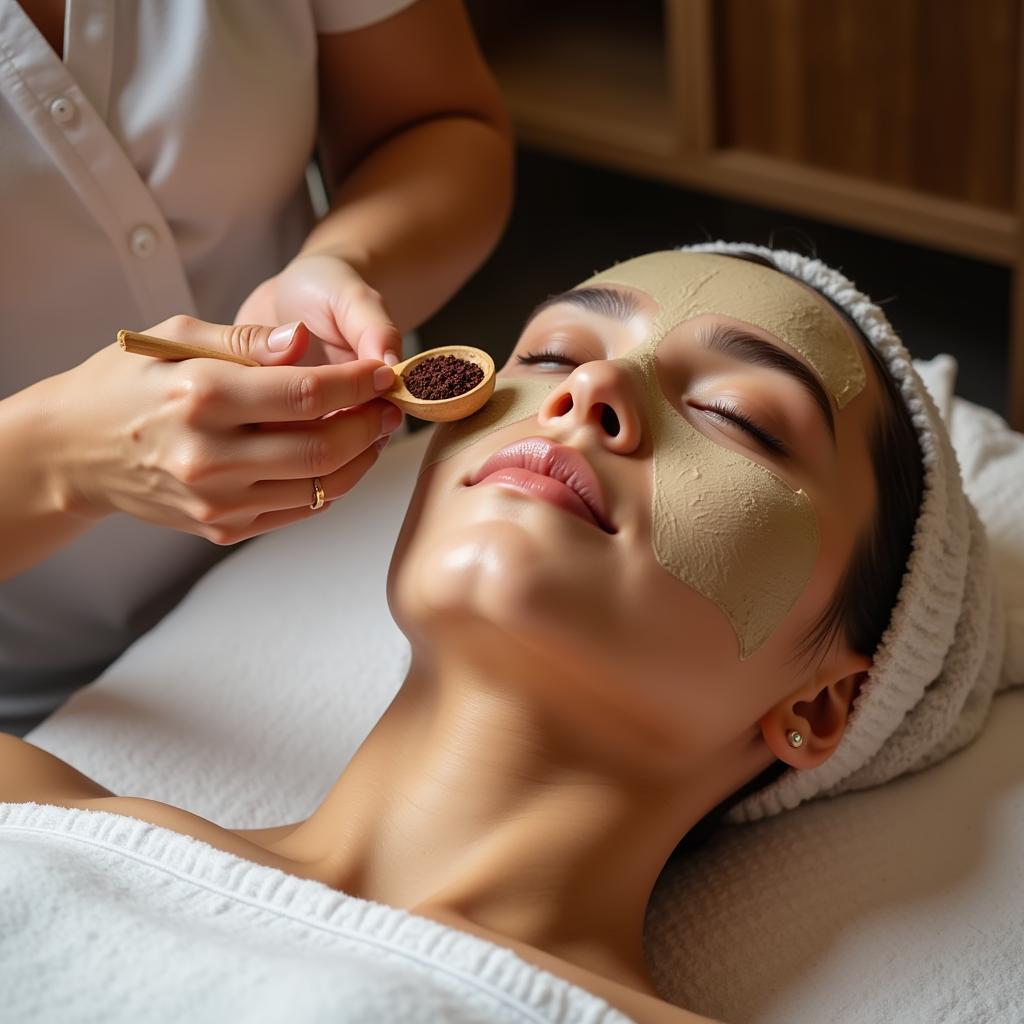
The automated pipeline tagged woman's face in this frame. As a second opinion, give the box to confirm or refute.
[387,253,882,771]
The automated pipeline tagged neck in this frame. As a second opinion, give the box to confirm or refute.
[277,631,763,990]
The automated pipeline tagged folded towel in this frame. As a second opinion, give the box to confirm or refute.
[0,802,631,1024]
[646,687,1024,1023]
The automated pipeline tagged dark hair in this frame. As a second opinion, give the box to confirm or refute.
[668,250,924,859]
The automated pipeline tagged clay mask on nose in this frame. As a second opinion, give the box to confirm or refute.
[421,251,865,658]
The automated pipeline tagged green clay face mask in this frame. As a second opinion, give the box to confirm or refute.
[420,251,865,657]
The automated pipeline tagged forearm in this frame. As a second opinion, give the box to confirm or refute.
[0,376,94,581]
[299,114,514,332]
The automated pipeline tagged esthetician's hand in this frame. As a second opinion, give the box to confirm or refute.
[45,315,402,544]
[234,253,404,367]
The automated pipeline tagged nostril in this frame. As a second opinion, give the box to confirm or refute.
[553,393,574,417]
[599,403,620,437]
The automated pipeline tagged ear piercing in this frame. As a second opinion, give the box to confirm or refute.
[787,730,804,749]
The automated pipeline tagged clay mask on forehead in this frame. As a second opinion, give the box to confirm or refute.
[421,251,864,657]
[585,251,866,407]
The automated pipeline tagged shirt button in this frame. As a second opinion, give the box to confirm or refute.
[84,12,107,42]
[49,96,75,125]
[129,225,158,258]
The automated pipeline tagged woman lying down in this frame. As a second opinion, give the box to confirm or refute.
[0,244,1004,1024]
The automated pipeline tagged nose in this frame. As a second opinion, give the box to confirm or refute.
[536,359,642,455]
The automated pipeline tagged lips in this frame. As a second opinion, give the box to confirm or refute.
[466,437,617,533]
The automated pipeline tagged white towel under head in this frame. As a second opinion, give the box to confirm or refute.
[679,243,1008,821]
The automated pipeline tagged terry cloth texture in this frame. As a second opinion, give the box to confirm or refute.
[681,242,1010,821]
[0,802,632,1024]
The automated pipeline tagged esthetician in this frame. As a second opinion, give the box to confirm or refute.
[0,0,513,733]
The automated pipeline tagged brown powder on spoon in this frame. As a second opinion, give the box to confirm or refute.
[404,354,484,400]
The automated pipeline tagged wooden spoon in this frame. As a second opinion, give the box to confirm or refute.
[382,344,495,422]
[118,331,496,423]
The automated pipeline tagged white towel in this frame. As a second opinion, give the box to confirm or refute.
[646,687,1024,1023]
[0,802,632,1024]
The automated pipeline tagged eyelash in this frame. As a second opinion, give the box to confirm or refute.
[515,349,578,369]
[516,351,787,456]
[700,401,788,456]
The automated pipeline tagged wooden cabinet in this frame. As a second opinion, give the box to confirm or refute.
[469,0,1024,426]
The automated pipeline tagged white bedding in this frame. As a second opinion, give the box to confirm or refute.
[26,358,1024,1023]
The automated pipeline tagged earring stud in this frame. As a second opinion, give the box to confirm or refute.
[787,730,804,748]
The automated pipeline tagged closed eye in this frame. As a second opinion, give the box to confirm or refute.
[515,349,579,370]
[694,400,788,456]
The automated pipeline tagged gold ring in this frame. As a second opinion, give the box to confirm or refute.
[309,477,326,510]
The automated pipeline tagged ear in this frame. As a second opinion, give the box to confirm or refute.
[758,650,871,770]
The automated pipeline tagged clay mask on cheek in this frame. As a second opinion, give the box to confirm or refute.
[622,338,819,658]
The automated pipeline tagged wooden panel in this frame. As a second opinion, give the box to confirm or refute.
[667,0,716,154]
[510,112,1018,262]
[467,1,674,157]
[1011,1,1024,430]
[715,0,1018,210]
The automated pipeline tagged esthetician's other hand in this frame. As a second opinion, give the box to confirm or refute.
[44,315,402,546]
[234,253,404,367]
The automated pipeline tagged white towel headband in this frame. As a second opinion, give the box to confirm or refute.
[674,242,1005,822]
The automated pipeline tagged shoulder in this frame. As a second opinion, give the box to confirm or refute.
[0,733,113,803]
[0,735,311,871]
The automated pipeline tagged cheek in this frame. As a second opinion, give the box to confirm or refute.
[420,378,556,470]
[621,341,820,660]
[650,408,818,659]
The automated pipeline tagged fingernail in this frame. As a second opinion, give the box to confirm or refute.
[383,352,399,367]
[374,435,391,453]
[373,365,395,392]
[268,321,300,352]
[382,404,403,433]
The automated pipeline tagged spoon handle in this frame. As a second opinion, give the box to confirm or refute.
[117,330,260,367]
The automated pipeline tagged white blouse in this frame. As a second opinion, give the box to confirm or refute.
[0,0,415,726]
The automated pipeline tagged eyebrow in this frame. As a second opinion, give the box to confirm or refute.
[526,286,643,325]
[700,323,836,442]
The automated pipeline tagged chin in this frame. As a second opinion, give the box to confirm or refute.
[391,472,600,640]
[389,516,568,636]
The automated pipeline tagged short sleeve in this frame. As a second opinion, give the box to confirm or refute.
[311,0,419,34]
